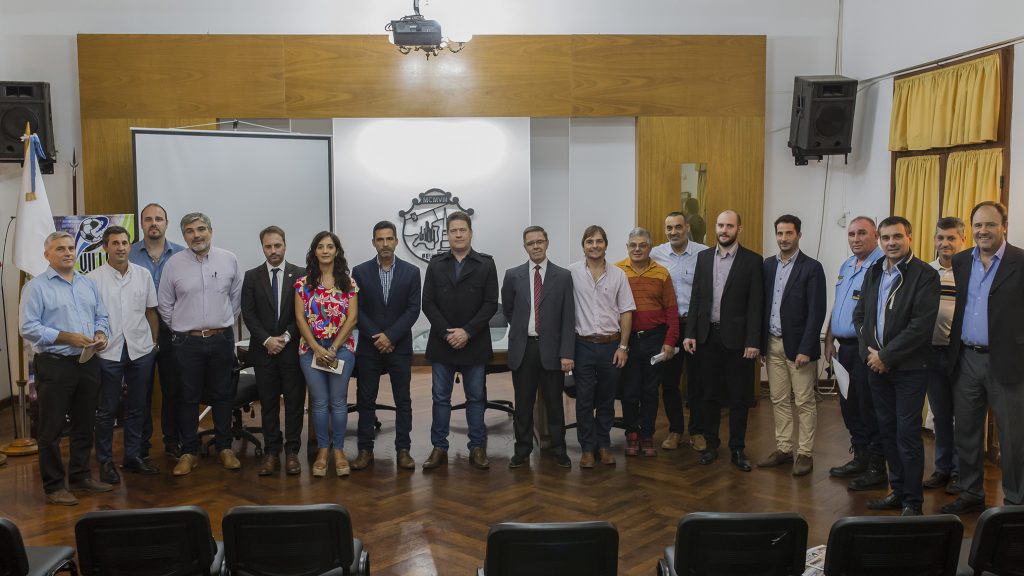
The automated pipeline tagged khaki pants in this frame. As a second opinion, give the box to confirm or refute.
[766,336,817,456]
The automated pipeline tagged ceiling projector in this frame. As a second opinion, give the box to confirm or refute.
[389,17,443,47]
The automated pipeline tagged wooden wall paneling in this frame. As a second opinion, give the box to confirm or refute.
[282,35,574,118]
[82,118,214,215]
[636,116,765,254]
[78,35,286,119]
[571,35,766,117]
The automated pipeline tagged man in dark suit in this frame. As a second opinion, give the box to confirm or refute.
[942,201,1024,514]
[682,210,763,472]
[350,221,422,472]
[853,216,939,516]
[502,226,576,469]
[758,215,826,476]
[422,211,499,470]
[241,225,306,476]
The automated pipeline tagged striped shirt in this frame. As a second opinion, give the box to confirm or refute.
[377,257,395,305]
[930,259,956,346]
[616,258,679,346]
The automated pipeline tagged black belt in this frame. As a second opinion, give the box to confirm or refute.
[932,345,949,352]
[710,322,721,331]
[632,325,667,340]
[527,335,540,341]
[36,351,78,361]
[836,337,858,346]
[964,344,989,354]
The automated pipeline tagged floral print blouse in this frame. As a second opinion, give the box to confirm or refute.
[294,275,359,354]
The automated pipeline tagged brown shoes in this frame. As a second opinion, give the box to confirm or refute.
[219,449,241,470]
[257,454,280,476]
[285,453,301,475]
[792,455,813,477]
[661,432,682,450]
[173,454,198,476]
[758,450,794,468]
[422,447,448,470]
[470,447,490,470]
[597,448,616,466]
[397,449,415,470]
[46,488,78,506]
[312,448,329,478]
[690,434,707,452]
[333,449,350,477]
[579,452,596,469]
[351,450,374,470]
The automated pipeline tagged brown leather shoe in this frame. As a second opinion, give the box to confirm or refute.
[470,447,490,470]
[579,452,596,469]
[397,449,415,470]
[219,449,241,470]
[257,454,280,476]
[758,449,794,468]
[661,432,682,450]
[422,447,448,470]
[173,454,198,477]
[285,453,301,475]
[351,450,374,470]
[45,488,79,506]
[792,454,813,477]
[690,434,707,452]
[597,447,616,466]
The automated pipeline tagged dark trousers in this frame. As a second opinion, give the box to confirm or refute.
[144,323,182,454]
[926,347,957,476]
[35,353,101,494]
[96,344,157,463]
[836,338,883,456]
[662,317,700,435]
[868,369,928,508]
[955,349,1024,505]
[511,338,567,457]
[622,326,666,438]
[254,358,305,455]
[356,352,413,452]
[699,328,752,451]
[173,331,235,454]
[573,339,620,453]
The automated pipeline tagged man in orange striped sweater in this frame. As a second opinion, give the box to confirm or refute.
[617,227,679,457]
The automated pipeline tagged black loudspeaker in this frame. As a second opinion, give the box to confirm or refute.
[787,75,857,165]
[0,81,56,174]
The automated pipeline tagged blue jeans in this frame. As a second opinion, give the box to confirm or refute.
[300,346,355,450]
[573,340,620,453]
[869,369,928,508]
[926,347,958,476]
[95,344,157,463]
[430,363,486,451]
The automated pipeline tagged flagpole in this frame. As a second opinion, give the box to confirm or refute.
[0,123,39,456]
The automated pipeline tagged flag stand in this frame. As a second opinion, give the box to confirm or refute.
[1,123,39,456]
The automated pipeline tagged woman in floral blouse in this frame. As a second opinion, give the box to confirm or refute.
[295,230,358,477]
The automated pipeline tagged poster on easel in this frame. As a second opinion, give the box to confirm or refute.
[52,214,136,274]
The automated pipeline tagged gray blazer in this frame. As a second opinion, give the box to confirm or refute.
[501,260,576,371]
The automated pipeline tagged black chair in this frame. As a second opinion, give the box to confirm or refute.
[824,514,963,576]
[657,512,807,576]
[477,521,618,576]
[0,517,77,576]
[222,504,368,576]
[199,366,264,457]
[74,506,224,576]
[957,505,1024,576]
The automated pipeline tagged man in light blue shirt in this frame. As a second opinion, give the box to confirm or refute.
[129,202,185,459]
[651,211,707,451]
[20,231,112,505]
[823,216,888,491]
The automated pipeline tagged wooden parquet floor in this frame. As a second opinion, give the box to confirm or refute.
[0,369,1004,575]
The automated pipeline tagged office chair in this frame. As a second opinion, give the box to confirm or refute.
[0,517,77,576]
[477,521,618,576]
[824,514,963,576]
[199,366,264,457]
[957,505,1024,576]
[657,512,807,576]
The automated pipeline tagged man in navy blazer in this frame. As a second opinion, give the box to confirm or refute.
[757,215,826,477]
[350,221,422,471]
[502,226,576,469]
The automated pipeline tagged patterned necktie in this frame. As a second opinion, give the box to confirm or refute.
[271,268,280,322]
[533,264,542,334]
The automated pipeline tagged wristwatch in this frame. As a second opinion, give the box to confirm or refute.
[618,344,629,352]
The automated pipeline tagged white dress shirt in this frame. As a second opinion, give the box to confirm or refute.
[88,262,157,361]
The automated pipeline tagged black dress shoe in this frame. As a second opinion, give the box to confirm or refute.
[508,453,529,468]
[99,461,121,484]
[923,470,951,489]
[866,492,903,510]
[901,506,923,516]
[698,448,719,465]
[553,452,571,468]
[731,450,752,472]
[123,456,160,475]
[940,497,984,515]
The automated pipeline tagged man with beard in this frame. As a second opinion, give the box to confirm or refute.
[683,210,763,472]
[129,203,184,459]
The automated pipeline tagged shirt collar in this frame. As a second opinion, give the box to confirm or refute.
[529,259,548,272]
[266,261,283,275]
[45,266,79,282]
[105,262,132,278]
[973,241,1007,262]
[777,249,800,265]
[376,256,396,271]
[716,242,739,258]
[930,258,952,272]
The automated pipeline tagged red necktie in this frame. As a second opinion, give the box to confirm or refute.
[533,265,542,334]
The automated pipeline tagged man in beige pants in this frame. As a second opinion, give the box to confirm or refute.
[757,215,827,476]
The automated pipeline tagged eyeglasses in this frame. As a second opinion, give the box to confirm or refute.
[627,243,650,251]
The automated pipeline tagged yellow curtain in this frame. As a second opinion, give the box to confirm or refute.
[890,53,1001,151]
[894,155,940,259]
[944,148,1003,248]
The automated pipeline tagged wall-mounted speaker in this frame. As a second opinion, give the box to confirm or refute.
[787,75,857,166]
[0,81,56,174]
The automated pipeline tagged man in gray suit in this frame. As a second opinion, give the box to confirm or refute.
[502,226,576,469]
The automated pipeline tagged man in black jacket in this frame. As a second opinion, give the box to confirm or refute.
[421,211,499,470]
[853,216,939,516]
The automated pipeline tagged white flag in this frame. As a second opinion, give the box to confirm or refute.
[14,134,56,277]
